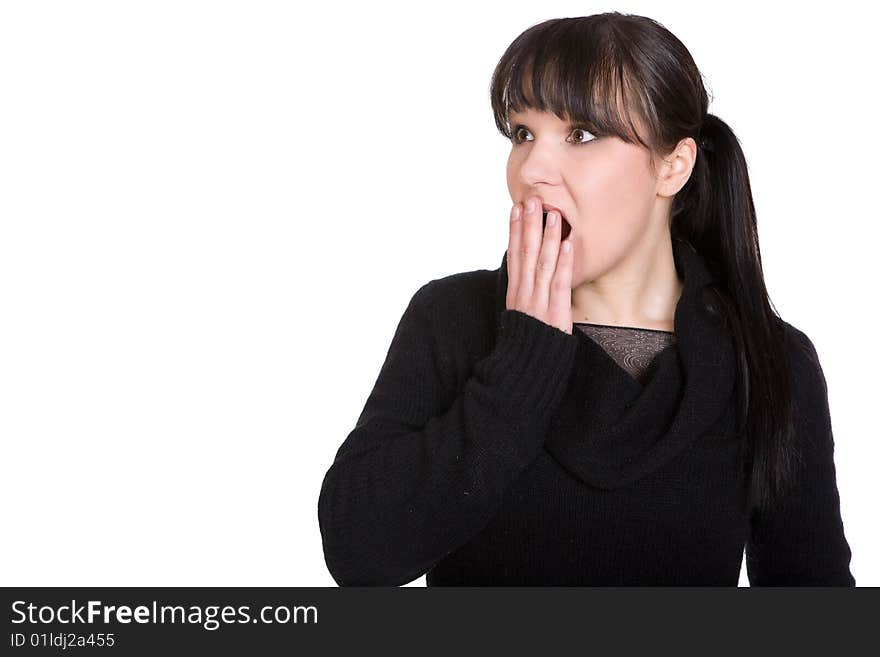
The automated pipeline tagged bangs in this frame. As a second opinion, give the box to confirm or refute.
[490,18,655,150]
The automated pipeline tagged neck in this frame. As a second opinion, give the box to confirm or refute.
[570,231,683,332]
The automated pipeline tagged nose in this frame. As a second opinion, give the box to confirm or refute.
[514,145,562,190]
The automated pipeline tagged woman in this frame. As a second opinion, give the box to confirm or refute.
[318,13,855,586]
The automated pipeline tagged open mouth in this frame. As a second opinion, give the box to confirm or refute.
[542,210,572,241]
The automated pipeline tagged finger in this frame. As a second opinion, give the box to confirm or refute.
[548,237,574,330]
[515,196,542,309]
[506,203,522,309]
[532,209,561,312]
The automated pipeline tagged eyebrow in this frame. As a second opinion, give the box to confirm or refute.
[508,118,593,129]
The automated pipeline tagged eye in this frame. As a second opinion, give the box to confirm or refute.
[570,127,594,144]
[509,124,597,146]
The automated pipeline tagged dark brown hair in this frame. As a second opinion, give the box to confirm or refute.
[488,12,802,515]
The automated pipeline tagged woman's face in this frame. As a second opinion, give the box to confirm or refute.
[506,107,667,285]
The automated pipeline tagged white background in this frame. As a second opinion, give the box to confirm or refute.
[1,0,876,587]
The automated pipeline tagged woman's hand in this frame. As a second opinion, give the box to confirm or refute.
[505,195,574,335]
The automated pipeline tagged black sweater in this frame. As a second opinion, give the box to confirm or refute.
[318,238,855,586]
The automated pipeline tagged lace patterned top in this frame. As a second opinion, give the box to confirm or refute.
[574,322,676,386]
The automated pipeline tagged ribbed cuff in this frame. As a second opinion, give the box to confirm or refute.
[475,309,579,417]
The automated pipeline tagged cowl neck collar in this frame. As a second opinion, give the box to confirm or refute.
[492,237,738,489]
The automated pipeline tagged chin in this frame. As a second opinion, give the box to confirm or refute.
[571,244,620,284]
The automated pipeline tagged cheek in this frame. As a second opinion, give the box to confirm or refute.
[505,155,519,193]
[586,157,650,221]
[571,156,655,278]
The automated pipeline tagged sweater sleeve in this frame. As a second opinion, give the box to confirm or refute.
[318,282,579,586]
[745,326,855,586]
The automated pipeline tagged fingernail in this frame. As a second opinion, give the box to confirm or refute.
[526,198,536,212]
[511,205,521,221]
[548,211,557,227]
[562,240,571,253]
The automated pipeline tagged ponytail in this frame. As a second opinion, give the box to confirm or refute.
[672,112,801,514]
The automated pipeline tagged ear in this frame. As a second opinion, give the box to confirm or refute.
[656,136,698,198]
